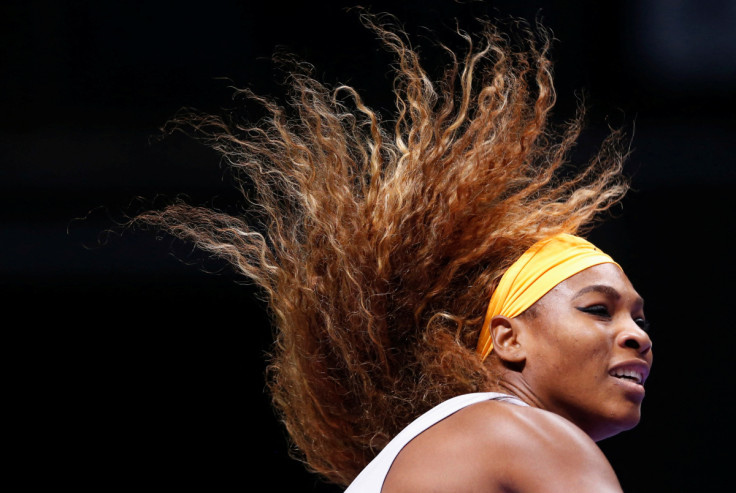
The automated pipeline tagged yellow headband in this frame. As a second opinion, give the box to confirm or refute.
[476,233,619,361]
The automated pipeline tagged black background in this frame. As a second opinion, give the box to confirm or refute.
[3,1,735,491]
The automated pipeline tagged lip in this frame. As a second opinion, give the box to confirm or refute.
[608,359,651,386]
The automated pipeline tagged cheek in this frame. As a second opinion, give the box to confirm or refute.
[551,330,611,377]
[527,333,576,376]
[574,342,615,392]
[571,333,610,360]
[522,310,611,375]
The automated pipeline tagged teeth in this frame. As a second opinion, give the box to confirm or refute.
[610,368,643,384]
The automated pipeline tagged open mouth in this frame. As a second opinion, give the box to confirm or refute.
[609,368,644,385]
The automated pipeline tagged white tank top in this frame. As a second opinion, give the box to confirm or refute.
[345,392,529,492]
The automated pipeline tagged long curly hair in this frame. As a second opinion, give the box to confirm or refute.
[133,14,628,486]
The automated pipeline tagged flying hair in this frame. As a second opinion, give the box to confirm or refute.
[132,13,629,486]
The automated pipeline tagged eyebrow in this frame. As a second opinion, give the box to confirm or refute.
[572,284,645,307]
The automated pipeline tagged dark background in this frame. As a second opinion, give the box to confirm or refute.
[3,1,735,491]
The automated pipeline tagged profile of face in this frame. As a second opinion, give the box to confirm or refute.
[500,263,653,441]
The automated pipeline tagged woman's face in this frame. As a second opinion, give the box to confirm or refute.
[517,263,653,441]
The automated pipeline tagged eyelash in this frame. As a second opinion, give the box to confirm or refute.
[578,305,652,334]
[580,305,610,317]
[635,318,652,333]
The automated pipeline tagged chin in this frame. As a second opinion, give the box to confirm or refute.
[592,407,642,442]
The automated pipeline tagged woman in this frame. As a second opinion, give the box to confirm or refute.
[349,233,652,492]
[134,13,650,491]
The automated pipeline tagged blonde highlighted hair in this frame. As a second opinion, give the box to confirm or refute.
[134,13,628,486]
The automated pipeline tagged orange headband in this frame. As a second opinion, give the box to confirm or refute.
[476,233,619,361]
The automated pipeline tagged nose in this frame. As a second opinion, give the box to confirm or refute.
[617,321,652,356]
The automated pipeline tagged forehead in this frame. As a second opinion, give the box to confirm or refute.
[542,263,642,305]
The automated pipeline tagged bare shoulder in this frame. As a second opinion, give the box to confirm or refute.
[382,399,623,493]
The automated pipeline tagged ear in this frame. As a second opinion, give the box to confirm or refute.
[490,315,526,364]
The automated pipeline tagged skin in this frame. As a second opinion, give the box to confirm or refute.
[382,263,653,492]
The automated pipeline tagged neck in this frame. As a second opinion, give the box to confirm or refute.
[494,372,545,409]
[492,370,619,442]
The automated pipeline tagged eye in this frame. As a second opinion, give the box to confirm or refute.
[577,305,611,317]
[635,317,652,334]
